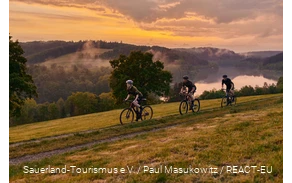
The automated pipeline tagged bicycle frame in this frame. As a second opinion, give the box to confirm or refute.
[180,92,191,100]
[222,89,233,98]
[126,100,140,113]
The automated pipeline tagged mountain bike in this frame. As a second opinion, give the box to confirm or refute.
[119,99,153,125]
[179,92,200,115]
[221,89,237,107]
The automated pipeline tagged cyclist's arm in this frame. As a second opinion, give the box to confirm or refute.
[190,86,195,93]
[134,94,139,101]
[222,80,224,89]
[179,87,184,93]
[125,94,130,101]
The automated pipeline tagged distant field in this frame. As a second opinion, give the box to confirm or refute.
[9,93,283,182]
[40,48,112,68]
[9,94,282,143]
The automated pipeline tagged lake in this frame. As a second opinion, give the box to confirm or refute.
[195,75,278,96]
[189,66,282,96]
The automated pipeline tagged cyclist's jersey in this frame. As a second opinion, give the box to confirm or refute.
[183,80,196,93]
[127,86,143,97]
[222,78,234,89]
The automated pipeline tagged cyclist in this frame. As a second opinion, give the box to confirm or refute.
[180,75,197,110]
[221,75,235,101]
[124,80,143,121]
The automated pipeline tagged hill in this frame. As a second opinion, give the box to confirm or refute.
[240,51,282,58]
[20,41,209,67]
[20,40,283,69]
[176,47,244,63]
[9,94,283,182]
[238,52,283,70]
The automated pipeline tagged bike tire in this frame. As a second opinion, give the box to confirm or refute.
[221,97,228,108]
[141,105,153,121]
[120,108,134,125]
[191,99,200,113]
[179,100,188,115]
[232,96,237,106]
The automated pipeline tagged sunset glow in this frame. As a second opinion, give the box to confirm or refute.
[9,0,283,52]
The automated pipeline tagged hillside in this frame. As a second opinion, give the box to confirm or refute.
[20,41,283,69]
[20,41,209,67]
[9,94,283,182]
[238,52,283,70]
[240,51,282,58]
[176,47,244,63]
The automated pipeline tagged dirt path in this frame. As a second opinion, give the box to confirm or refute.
[9,124,178,165]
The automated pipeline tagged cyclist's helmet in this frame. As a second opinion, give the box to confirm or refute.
[126,80,133,85]
[222,75,227,78]
[183,75,189,80]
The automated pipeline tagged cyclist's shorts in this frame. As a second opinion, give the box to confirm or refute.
[227,86,234,91]
[137,97,143,104]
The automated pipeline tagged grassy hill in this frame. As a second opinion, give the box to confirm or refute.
[9,93,283,182]
[9,94,281,143]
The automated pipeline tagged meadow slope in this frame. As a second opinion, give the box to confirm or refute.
[9,94,282,143]
[9,94,283,182]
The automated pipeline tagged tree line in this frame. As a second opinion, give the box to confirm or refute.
[10,92,116,126]
[28,64,111,103]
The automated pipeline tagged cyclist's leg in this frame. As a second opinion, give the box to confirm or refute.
[230,86,235,96]
[230,86,235,101]
[226,88,230,97]
[133,97,143,114]
[132,100,141,108]
[226,88,231,103]
[187,92,194,110]
[188,92,194,101]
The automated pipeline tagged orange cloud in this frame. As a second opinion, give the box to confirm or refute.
[9,0,283,52]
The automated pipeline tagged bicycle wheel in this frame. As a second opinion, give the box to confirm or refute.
[221,97,228,108]
[120,108,134,125]
[232,96,237,106]
[191,99,200,113]
[141,105,153,121]
[179,100,188,115]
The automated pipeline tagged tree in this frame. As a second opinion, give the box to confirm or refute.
[65,92,98,116]
[56,98,66,118]
[239,85,255,96]
[109,51,172,102]
[10,99,38,125]
[98,92,115,111]
[48,103,60,120]
[168,82,183,102]
[276,76,283,93]
[9,35,37,117]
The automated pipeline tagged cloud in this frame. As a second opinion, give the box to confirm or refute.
[10,10,102,21]
[15,0,281,39]
[11,0,282,25]
[138,13,282,39]
[10,0,283,51]
[96,0,282,23]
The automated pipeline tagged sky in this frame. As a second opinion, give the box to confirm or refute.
[9,0,283,52]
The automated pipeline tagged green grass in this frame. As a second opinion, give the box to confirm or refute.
[9,94,282,143]
[9,94,283,182]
